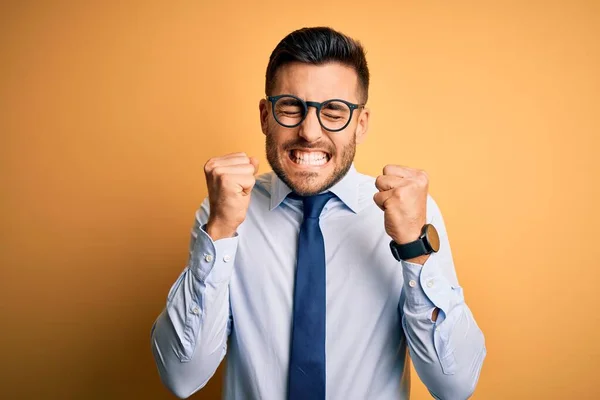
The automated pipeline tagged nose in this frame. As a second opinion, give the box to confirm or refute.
[298,106,323,143]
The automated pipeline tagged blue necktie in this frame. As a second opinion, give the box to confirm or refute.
[288,192,335,400]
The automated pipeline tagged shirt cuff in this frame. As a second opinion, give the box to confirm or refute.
[189,224,239,284]
[401,253,460,320]
[401,259,435,315]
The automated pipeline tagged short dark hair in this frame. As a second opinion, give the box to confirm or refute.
[265,27,370,102]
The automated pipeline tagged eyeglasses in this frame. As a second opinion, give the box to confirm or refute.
[266,94,365,132]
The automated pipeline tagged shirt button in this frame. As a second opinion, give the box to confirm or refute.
[223,255,231,263]
[192,306,200,315]
[427,280,434,288]
[204,254,214,262]
[408,280,417,288]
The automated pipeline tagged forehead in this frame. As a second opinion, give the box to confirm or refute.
[272,62,359,103]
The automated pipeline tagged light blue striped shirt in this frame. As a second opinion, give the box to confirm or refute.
[151,164,486,399]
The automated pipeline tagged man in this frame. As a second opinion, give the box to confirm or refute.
[151,27,486,399]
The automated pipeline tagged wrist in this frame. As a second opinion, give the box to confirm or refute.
[391,232,420,245]
[389,224,440,263]
[206,218,237,241]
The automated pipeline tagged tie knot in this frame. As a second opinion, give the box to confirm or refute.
[301,192,335,219]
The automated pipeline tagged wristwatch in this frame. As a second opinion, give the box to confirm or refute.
[389,224,440,261]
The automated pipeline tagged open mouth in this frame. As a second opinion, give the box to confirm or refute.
[288,149,331,166]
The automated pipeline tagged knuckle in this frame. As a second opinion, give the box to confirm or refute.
[212,166,225,178]
[235,153,249,164]
[204,158,215,173]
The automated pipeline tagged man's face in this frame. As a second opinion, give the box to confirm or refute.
[259,62,369,196]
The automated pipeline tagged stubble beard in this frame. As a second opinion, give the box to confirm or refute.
[265,123,356,196]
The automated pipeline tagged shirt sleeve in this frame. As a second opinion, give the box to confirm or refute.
[150,198,238,399]
[400,195,486,400]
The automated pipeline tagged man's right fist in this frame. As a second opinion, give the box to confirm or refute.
[204,152,259,240]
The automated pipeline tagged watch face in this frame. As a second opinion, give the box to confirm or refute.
[425,224,441,252]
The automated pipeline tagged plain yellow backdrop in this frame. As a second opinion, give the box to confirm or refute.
[1,1,599,399]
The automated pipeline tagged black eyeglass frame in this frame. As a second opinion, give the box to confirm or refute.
[266,94,366,132]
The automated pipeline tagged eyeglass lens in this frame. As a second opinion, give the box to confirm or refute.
[273,96,352,131]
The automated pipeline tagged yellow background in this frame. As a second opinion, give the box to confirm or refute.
[1,1,599,399]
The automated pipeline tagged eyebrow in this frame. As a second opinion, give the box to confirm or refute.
[277,98,302,106]
[323,102,347,111]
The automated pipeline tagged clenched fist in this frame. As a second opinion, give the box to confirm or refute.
[204,152,259,240]
[373,165,429,247]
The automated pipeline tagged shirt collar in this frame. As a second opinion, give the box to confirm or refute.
[269,163,360,214]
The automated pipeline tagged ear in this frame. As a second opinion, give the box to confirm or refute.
[259,98,269,135]
[355,107,370,144]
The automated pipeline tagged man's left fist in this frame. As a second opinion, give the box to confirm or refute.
[373,165,429,245]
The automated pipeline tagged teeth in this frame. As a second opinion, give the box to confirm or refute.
[291,150,328,165]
